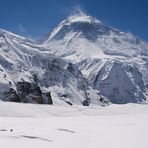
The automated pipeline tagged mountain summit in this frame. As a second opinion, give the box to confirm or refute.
[43,15,148,61]
[45,15,117,43]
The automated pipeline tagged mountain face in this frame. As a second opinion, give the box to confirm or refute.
[43,15,148,104]
[0,28,105,106]
[43,15,148,61]
[0,15,148,105]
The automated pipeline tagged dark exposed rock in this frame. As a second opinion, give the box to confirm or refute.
[3,88,20,102]
[17,81,31,102]
[67,63,74,73]
[60,94,68,98]
[43,92,53,104]
[82,99,90,106]
[16,81,53,104]
[65,101,73,106]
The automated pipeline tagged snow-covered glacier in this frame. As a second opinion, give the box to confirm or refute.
[0,14,148,105]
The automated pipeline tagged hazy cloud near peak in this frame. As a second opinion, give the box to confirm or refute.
[18,24,27,34]
[17,24,36,40]
[69,5,88,17]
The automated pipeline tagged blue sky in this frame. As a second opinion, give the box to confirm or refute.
[0,0,147,41]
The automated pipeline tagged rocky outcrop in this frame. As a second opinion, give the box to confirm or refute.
[1,88,20,102]
[16,81,52,104]
[42,92,53,104]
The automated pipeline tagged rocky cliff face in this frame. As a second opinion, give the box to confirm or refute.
[93,60,145,103]
[16,81,53,104]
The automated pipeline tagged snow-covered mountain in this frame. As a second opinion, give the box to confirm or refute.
[43,15,148,61]
[0,14,148,105]
[43,14,148,104]
[0,28,105,106]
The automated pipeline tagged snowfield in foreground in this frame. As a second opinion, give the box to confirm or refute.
[0,102,148,148]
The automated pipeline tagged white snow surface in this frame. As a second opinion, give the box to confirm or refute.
[0,102,148,148]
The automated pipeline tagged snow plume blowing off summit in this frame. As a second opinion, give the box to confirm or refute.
[0,11,148,105]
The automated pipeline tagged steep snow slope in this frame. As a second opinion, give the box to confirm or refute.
[0,28,104,105]
[43,15,148,61]
[78,59,146,103]
[43,14,148,103]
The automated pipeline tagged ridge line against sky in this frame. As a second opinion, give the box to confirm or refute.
[0,0,147,41]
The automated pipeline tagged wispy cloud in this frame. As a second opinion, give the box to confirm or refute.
[17,24,36,40]
[70,5,87,16]
[18,24,27,34]
[61,5,87,18]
